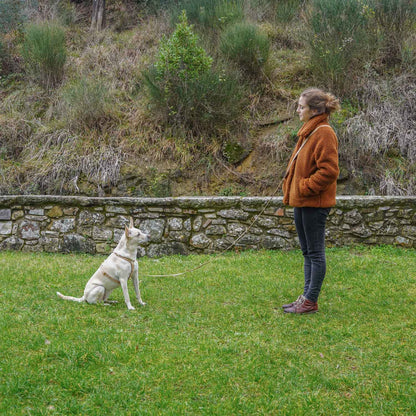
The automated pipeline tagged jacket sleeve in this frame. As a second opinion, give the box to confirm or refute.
[282,142,301,205]
[299,131,339,197]
[282,178,289,205]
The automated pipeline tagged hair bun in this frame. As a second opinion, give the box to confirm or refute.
[301,88,341,115]
[325,93,341,114]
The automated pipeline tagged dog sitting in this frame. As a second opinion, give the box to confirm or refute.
[57,218,149,310]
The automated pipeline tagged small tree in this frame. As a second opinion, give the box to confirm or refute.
[144,10,245,137]
[144,11,212,127]
[154,10,213,84]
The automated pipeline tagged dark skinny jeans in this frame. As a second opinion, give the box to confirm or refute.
[294,207,331,303]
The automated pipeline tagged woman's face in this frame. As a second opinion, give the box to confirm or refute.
[297,96,316,122]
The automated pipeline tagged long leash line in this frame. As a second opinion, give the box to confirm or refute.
[141,187,281,278]
[142,125,330,278]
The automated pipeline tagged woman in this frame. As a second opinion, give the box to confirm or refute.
[282,88,340,314]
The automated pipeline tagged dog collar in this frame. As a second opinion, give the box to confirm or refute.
[114,252,135,264]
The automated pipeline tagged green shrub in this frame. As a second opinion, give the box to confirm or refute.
[220,22,270,75]
[144,64,245,136]
[144,10,245,136]
[60,78,113,130]
[175,0,244,29]
[0,0,27,33]
[22,21,66,89]
[308,0,374,92]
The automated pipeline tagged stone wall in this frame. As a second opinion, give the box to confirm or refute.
[0,195,415,256]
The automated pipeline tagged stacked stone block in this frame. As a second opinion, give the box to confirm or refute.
[0,196,415,257]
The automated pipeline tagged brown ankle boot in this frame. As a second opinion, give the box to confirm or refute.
[284,298,318,314]
[282,295,305,310]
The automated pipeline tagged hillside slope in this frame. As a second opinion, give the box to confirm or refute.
[1,0,415,196]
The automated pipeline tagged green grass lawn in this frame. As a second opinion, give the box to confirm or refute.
[0,247,415,415]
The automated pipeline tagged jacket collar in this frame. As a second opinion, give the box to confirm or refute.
[297,113,329,139]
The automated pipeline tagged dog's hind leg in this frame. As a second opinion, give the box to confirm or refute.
[83,285,106,305]
[103,289,118,304]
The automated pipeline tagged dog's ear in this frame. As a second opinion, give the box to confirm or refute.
[125,225,130,238]
[129,217,134,228]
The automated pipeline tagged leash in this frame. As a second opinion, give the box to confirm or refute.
[142,125,330,278]
[141,193,279,277]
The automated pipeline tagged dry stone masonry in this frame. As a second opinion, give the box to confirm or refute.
[0,195,415,256]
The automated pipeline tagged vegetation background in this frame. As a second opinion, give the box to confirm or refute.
[1,0,415,197]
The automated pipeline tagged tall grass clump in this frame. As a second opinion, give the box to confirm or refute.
[342,74,416,195]
[175,0,244,30]
[308,0,374,93]
[0,39,5,74]
[275,0,300,23]
[59,77,114,131]
[22,21,66,89]
[144,11,245,137]
[371,0,416,66]
[21,129,126,195]
[220,22,270,75]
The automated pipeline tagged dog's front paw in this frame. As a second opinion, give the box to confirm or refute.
[127,305,135,310]
[139,301,147,306]
[104,300,118,305]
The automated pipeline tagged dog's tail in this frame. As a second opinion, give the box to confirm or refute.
[56,291,85,303]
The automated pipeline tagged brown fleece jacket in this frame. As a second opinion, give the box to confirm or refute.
[282,114,339,208]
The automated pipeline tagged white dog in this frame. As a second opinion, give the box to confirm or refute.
[57,218,149,310]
